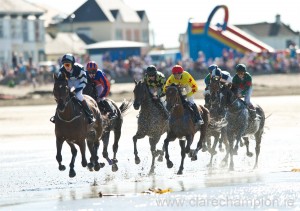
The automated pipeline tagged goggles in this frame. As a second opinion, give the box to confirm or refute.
[88,70,97,75]
[63,63,72,68]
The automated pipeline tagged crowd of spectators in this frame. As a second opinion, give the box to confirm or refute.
[1,45,299,87]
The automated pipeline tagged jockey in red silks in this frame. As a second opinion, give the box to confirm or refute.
[86,61,116,119]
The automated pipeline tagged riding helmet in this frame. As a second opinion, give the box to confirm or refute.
[61,53,75,64]
[86,61,98,72]
[208,64,218,73]
[235,64,247,72]
[172,65,184,74]
[146,65,157,76]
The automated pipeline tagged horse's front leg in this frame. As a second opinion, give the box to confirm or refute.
[149,137,160,175]
[56,138,66,171]
[178,139,187,175]
[67,142,77,177]
[243,137,253,157]
[228,134,235,171]
[133,132,145,165]
[78,139,87,168]
[164,134,176,169]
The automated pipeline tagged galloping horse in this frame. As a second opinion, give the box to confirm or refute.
[220,84,265,170]
[204,76,229,167]
[132,80,168,174]
[83,81,132,172]
[53,73,103,177]
[164,84,209,174]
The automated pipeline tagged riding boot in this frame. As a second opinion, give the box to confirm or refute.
[81,100,96,124]
[247,104,257,121]
[156,99,170,119]
[102,100,117,119]
[191,103,204,126]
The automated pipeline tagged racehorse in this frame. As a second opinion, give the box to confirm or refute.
[83,81,132,172]
[53,73,103,177]
[164,84,209,175]
[219,84,265,170]
[132,80,168,174]
[203,76,229,167]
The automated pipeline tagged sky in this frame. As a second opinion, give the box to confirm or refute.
[28,0,300,48]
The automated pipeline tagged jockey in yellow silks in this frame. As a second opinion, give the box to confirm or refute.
[163,65,204,126]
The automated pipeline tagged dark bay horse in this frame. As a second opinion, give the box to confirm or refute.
[132,80,168,174]
[164,84,209,175]
[53,74,103,177]
[83,81,132,172]
[220,84,265,170]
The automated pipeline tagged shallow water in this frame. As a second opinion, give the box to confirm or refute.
[0,96,300,210]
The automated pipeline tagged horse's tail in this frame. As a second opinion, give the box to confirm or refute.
[256,104,266,129]
[119,99,133,116]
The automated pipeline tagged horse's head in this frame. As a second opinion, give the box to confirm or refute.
[210,76,221,94]
[220,83,234,108]
[165,84,181,111]
[133,80,147,110]
[53,73,70,111]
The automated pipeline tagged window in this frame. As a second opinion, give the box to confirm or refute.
[126,29,132,41]
[142,29,149,42]
[22,20,28,41]
[115,29,122,40]
[134,30,140,41]
[0,20,3,38]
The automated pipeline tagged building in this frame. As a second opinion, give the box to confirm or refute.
[0,0,46,69]
[235,15,300,50]
[48,0,150,45]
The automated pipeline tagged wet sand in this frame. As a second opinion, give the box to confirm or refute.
[0,96,300,210]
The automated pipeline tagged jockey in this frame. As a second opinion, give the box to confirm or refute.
[51,53,95,124]
[232,64,256,119]
[163,65,204,126]
[203,64,218,107]
[211,67,233,85]
[86,61,116,119]
[143,65,169,118]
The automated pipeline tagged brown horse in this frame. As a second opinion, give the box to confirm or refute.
[83,81,132,172]
[164,84,209,174]
[53,73,103,177]
[132,80,168,174]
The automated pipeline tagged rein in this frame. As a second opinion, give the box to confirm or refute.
[56,95,82,123]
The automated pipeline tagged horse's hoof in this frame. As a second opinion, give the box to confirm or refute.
[185,147,190,154]
[210,150,217,156]
[112,164,118,172]
[206,163,212,168]
[87,163,94,171]
[69,169,76,178]
[219,147,224,152]
[82,161,87,167]
[59,165,66,171]
[177,170,183,175]
[229,164,234,171]
[157,155,163,162]
[107,159,113,165]
[188,149,195,158]
[167,161,173,168]
[202,146,208,152]
[100,163,105,168]
[240,142,244,147]
[233,151,238,155]
[191,155,197,161]
[247,152,253,157]
[135,157,141,164]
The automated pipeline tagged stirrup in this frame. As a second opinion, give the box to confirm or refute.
[50,116,55,123]
[88,117,96,125]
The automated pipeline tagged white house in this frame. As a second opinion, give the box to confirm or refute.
[0,0,46,69]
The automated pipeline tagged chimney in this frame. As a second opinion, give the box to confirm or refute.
[275,14,281,25]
